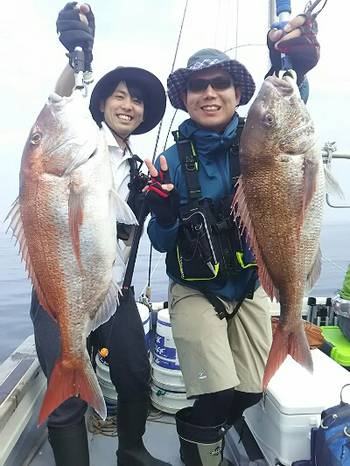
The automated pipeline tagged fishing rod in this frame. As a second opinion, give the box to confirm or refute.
[275,0,293,71]
[72,46,85,89]
[144,0,190,301]
[71,4,94,91]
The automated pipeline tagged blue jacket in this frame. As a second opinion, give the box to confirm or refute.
[147,113,257,301]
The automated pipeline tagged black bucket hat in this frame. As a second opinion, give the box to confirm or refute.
[89,67,166,135]
[167,48,256,111]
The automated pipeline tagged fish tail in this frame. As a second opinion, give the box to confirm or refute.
[38,356,106,425]
[262,323,313,391]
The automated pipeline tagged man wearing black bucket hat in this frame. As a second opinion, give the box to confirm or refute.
[144,13,320,466]
[29,3,171,466]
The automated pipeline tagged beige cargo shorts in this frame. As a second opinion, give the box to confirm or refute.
[168,281,273,397]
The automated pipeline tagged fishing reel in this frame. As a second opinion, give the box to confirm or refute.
[128,153,149,193]
[128,171,149,193]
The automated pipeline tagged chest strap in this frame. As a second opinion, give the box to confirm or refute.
[203,268,258,320]
[172,132,201,200]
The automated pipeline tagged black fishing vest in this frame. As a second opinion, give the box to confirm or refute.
[172,117,256,281]
[172,117,258,319]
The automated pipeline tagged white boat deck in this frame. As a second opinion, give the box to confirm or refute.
[1,297,346,466]
[30,414,183,466]
[0,334,263,466]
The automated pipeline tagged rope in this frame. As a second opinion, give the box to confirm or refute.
[87,411,118,437]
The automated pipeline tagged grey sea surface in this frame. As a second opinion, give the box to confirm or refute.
[0,221,349,364]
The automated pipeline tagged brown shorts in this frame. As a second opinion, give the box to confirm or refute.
[168,282,273,397]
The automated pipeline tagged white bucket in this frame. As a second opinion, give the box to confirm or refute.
[151,359,185,393]
[150,381,194,415]
[136,302,151,350]
[95,353,118,402]
[150,308,194,414]
[153,308,180,370]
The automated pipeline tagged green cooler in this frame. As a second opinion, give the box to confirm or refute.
[321,326,350,369]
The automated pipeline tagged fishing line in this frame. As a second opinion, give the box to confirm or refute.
[304,0,328,18]
[322,255,347,273]
[145,0,190,298]
[161,109,178,153]
[151,0,189,164]
[234,0,239,60]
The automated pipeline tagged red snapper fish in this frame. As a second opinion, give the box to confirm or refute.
[6,90,137,424]
[233,75,326,390]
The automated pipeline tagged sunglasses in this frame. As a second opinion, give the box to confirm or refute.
[186,76,234,93]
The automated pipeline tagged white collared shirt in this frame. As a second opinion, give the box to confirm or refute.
[101,122,132,201]
[100,122,134,285]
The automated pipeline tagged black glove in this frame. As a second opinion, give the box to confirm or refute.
[267,14,320,84]
[145,167,180,227]
[56,2,95,71]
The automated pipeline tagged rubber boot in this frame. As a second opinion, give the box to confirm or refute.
[48,418,90,466]
[116,399,172,466]
[176,407,233,466]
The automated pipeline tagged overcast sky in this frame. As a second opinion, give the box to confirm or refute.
[0,0,349,226]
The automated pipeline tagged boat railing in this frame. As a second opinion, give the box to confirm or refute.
[322,141,350,208]
[0,335,47,466]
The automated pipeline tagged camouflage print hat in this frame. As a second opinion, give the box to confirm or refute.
[167,48,256,111]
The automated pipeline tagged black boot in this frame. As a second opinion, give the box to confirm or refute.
[227,391,262,426]
[116,399,172,466]
[48,418,90,466]
[176,407,233,466]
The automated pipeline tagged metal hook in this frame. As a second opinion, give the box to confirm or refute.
[304,0,328,18]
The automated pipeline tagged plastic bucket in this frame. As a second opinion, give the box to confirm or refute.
[151,359,185,393]
[150,308,194,413]
[136,302,151,350]
[153,308,180,370]
[150,381,194,415]
[95,353,118,415]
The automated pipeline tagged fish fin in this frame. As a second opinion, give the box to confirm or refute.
[232,179,279,301]
[88,280,121,333]
[68,183,84,270]
[115,241,126,269]
[302,158,319,214]
[38,353,106,425]
[324,165,345,199]
[5,199,56,319]
[111,190,138,226]
[305,247,322,292]
[262,322,313,391]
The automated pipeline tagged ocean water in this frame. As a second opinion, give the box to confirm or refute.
[0,222,349,364]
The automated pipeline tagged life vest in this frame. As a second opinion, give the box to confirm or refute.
[172,117,257,283]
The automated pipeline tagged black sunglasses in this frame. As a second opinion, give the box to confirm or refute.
[187,76,234,93]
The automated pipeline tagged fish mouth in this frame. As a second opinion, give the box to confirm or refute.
[264,75,298,98]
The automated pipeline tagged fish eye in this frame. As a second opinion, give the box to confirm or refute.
[263,113,275,127]
[31,132,42,145]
